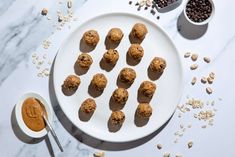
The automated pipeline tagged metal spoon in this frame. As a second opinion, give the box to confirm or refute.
[42,112,64,152]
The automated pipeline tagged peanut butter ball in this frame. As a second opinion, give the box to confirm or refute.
[76,53,93,69]
[128,44,144,61]
[149,57,167,73]
[110,111,125,125]
[112,88,129,105]
[91,73,107,91]
[83,30,100,46]
[107,28,124,43]
[103,49,119,65]
[136,103,152,118]
[80,98,96,113]
[131,23,148,40]
[62,75,81,92]
[139,81,156,98]
[119,68,136,84]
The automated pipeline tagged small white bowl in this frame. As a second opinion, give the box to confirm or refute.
[15,92,53,138]
[184,0,215,26]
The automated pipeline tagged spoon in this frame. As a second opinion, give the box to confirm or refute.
[42,111,64,152]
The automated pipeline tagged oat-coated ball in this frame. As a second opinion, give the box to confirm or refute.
[83,30,100,46]
[112,88,129,105]
[128,44,144,61]
[139,81,156,98]
[76,53,93,68]
[62,75,81,91]
[110,111,125,125]
[103,49,119,65]
[119,68,136,84]
[149,57,167,73]
[107,28,124,43]
[80,98,96,113]
[136,103,152,118]
[131,23,148,40]
[91,73,108,91]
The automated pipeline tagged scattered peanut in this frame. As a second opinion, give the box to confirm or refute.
[41,8,48,16]
[191,53,198,61]
[184,52,191,58]
[157,144,163,150]
[206,87,213,94]
[201,77,207,84]
[190,64,198,70]
[188,141,193,148]
[203,57,211,63]
[163,153,170,157]
[191,77,197,85]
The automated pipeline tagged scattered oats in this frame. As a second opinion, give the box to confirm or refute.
[36,56,39,60]
[218,97,222,101]
[67,0,72,8]
[185,107,190,111]
[188,141,193,148]
[174,138,178,143]
[94,151,105,157]
[184,52,191,58]
[211,101,215,106]
[190,64,198,70]
[163,153,170,157]
[174,131,179,136]
[36,66,40,70]
[157,144,163,150]
[38,61,44,65]
[180,124,184,129]
[186,95,190,99]
[182,128,186,132]
[47,16,52,20]
[213,108,217,112]
[43,54,47,59]
[203,57,211,63]
[179,133,184,137]
[48,61,52,65]
[209,72,215,79]
[178,113,182,118]
[41,8,48,16]
[191,77,197,85]
[194,114,198,118]
[207,77,213,84]
[191,53,198,61]
[73,17,79,21]
[58,0,63,4]
[187,98,204,109]
[201,77,207,84]
[176,154,182,157]
[206,87,213,94]
[32,53,37,58]
[188,124,192,128]
[201,125,207,128]
[37,73,43,77]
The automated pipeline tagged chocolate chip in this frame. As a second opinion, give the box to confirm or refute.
[129,1,132,5]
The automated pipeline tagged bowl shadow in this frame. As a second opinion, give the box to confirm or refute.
[177,12,208,40]
[99,58,116,72]
[104,37,121,50]
[129,33,144,44]
[74,62,89,76]
[88,83,104,98]
[109,97,126,111]
[147,67,163,81]
[126,52,141,66]
[134,110,150,127]
[49,56,173,151]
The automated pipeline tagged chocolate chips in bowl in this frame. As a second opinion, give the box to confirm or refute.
[153,0,183,13]
[184,0,215,25]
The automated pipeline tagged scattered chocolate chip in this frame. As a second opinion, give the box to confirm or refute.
[135,2,139,6]
[145,6,148,10]
[154,0,178,8]
[150,9,156,15]
[157,16,160,20]
[129,1,133,5]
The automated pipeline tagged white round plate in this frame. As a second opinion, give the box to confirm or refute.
[53,12,183,142]
[15,92,53,138]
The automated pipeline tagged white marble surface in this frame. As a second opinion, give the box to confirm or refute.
[0,0,235,156]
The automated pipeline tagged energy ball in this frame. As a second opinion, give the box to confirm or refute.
[80,98,96,113]
[91,73,107,91]
[128,44,144,61]
[110,111,125,125]
[136,103,152,118]
[112,88,129,105]
[139,81,156,98]
[83,30,100,46]
[131,23,148,40]
[62,75,81,92]
[103,49,119,65]
[119,68,136,84]
[76,53,93,69]
[149,57,167,73]
[107,28,124,43]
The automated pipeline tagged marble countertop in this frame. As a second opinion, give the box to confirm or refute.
[1,0,235,156]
